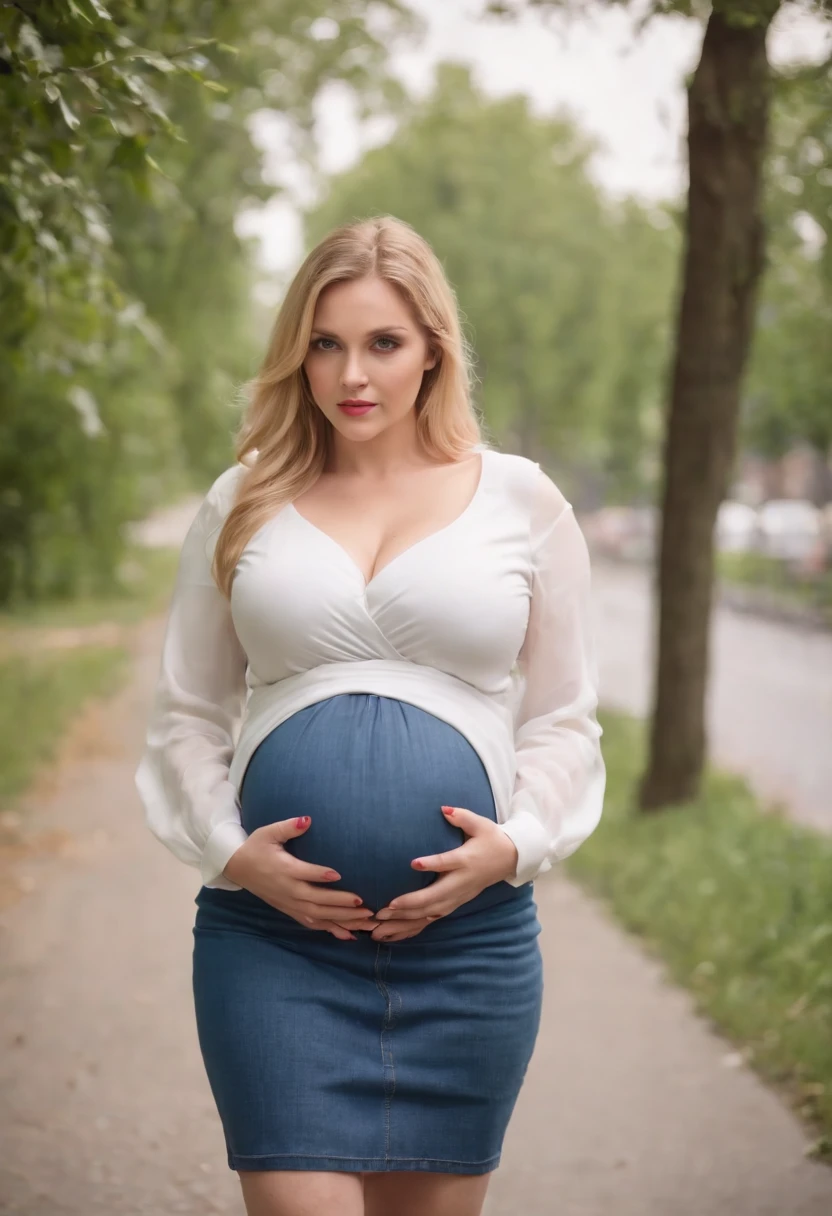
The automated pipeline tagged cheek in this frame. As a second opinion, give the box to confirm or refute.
[381,353,430,398]
[303,357,332,400]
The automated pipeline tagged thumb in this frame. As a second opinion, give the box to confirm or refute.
[441,806,487,835]
[262,815,311,844]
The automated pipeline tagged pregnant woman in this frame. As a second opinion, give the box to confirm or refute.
[135,215,605,1216]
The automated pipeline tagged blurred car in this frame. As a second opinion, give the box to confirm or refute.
[716,500,758,553]
[755,499,822,563]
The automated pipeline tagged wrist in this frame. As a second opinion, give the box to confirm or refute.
[492,827,519,882]
[202,820,250,888]
[221,841,248,885]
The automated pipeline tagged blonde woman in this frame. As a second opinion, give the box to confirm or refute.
[135,216,605,1216]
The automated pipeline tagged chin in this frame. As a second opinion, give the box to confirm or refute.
[326,408,386,434]
[330,418,385,441]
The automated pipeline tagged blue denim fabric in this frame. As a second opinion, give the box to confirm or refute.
[193,694,543,1175]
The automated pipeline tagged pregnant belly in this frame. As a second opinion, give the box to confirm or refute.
[239,693,502,914]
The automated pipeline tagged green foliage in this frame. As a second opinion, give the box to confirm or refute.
[0,543,180,633]
[0,645,127,808]
[569,711,832,1153]
[717,550,832,625]
[0,541,177,810]
[306,63,679,499]
[0,0,206,360]
[0,0,416,606]
[744,65,832,456]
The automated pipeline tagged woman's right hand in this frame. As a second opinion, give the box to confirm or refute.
[221,815,378,941]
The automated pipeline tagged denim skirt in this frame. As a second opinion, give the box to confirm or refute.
[192,693,543,1176]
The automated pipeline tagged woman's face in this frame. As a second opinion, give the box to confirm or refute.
[302,275,437,443]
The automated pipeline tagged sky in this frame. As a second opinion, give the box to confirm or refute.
[237,0,831,279]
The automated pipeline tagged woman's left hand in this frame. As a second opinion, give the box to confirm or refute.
[369,806,519,943]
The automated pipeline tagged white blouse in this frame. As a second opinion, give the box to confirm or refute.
[135,445,605,892]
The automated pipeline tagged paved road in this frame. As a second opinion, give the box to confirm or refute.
[1,621,830,1214]
[593,560,832,833]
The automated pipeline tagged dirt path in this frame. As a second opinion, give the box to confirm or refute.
[1,621,831,1214]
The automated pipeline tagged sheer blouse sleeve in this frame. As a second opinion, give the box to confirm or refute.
[497,466,606,887]
[134,466,250,891]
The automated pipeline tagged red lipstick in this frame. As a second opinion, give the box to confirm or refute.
[338,399,377,416]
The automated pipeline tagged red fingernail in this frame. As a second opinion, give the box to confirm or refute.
[296,816,310,828]
[354,897,363,907]
[441,806,455,817]
[324,870,340,880]
[412,859,424,870]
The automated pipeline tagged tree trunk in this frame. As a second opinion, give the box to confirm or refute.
[638,4,778,811]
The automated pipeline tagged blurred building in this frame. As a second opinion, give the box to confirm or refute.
[733,443,832,507]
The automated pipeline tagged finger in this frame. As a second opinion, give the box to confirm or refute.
[272,849,346,885]
[373,918,432,942]
[375,877,461,919]
[261,815,313,844]
[296,903,377,923]
[376,906,452,922]
[311,917,383,938]
[411,849,463,874]
[319,921,357,941]
[283,858,343,884]
[294,885,370,909]
[374,895,456,921]
[441,805,489,834]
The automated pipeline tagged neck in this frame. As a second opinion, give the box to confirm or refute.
[326,411,430,479]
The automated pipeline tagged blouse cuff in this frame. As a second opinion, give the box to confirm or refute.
[497,792,554,887]
[200,820,250,890]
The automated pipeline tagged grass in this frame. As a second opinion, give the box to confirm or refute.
[0,646,128,808]
[0,545,180,634]
[717,551,832,628]
[0,543,180,812]
[568,710,832,1159]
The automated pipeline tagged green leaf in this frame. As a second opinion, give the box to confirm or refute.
[87,0,113,21]
[47,141,74,175]
[53,91,81,132]
[144,154,167,177]
[127,51,178,74]
[77,72,102,96]
[67,0,94,22]
[109,136,149,172]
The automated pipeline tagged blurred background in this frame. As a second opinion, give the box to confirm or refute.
[1,2,831,1213]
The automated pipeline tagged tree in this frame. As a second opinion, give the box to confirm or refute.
[491,0,830,809]
[306,63,677,500]
[744,65,832,461]
[639,2,779,809]
[0,0,416,604]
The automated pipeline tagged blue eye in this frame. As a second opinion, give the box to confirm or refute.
[310,335,400,352]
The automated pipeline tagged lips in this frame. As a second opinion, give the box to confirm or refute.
[337,400,376,416]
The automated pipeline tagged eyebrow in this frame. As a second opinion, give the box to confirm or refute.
[310,325,410,339]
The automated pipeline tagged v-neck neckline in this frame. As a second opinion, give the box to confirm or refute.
[288,448,491,593]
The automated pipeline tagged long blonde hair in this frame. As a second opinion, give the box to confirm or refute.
[212,216,484,597]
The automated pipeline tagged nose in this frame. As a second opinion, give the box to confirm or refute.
[340,347,369,392]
